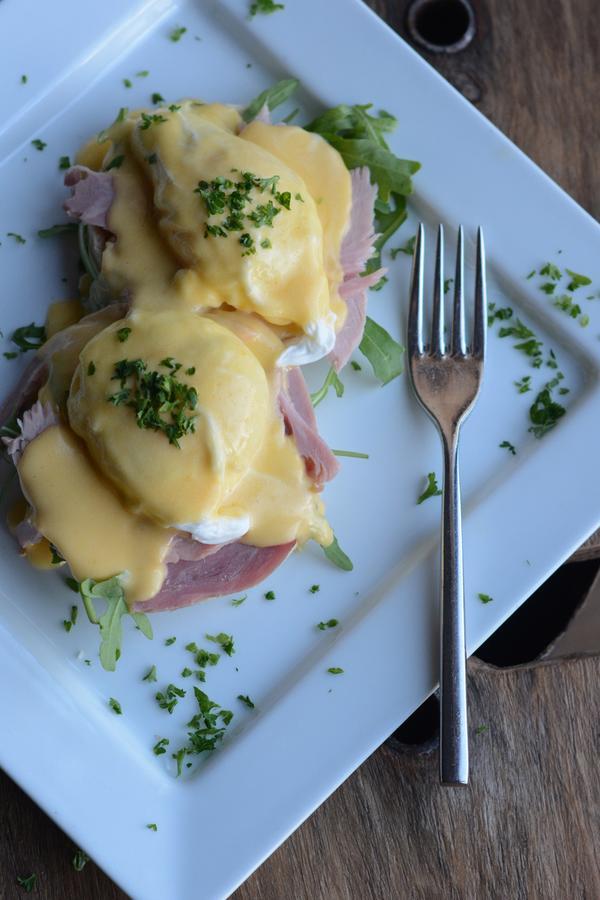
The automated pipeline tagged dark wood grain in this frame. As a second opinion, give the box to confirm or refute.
[1,1,599,897]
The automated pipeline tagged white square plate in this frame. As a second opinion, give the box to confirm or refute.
[1,1,599,897]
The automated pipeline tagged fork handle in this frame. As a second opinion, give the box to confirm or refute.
[439,432,469,786]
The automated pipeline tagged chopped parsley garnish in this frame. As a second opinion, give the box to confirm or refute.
[156,683,186,714]
[310,367,344,407]
[16,874,37,892]
[539,262,561,280]
[194,648,220,667]
[242,78,299,123]
[147,823,158,831]
[369,274,388,292]
[87,361,96,376]
[264,590,275,601]
[514,375,531,393]
[231,594,247,606]
[540,282,556,295]
[565,268,592,291]
[168,103,182,112]
[169,25,187,41]
[37,222,78,238]
[206,632,235,656]
[444,278,454,294]
[109,697,123,714]
[164,636,176,646]
[327,667,344,675]
[140,112,168,130]
[237,694,255,708]
[59,155,71,170]
[143,665,157,682]
[475,724,489,735]
[350,360,362,371]
[181,667,193,677]
[6,231,26,244]
[323,535,353,571]
[478,593,493,604]
[137,70,150,78]
[123,78,132,88]
[359,317,404,385]
[580,314,590,327]
[72,849,89,871]
[20,75,28,84]
[317,619,339,630]
[153,737,169,756]
[105,154,125,171]
[7,322,46,355]
[80,575,152,672]
[151,92,165,105]
[172,748,186,776]
[417,472,442,504]
[496,316,543,366]
[50,544,64,565]
[146,153,158,164]
[528,382,566,438]
[526,269,535,279]
[31,139,47,151]
[107,357,198,447]
[309,584,320,594]
[63,605,78,632]
[487,303,513,326]
[553,294,584,322]
[249,0,284,16]
[499,440,516,455]
[196,171,294,255]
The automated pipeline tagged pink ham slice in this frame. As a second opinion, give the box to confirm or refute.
[279,366,340,485]
[3,401,58,465]
[134,540,295,612]
[64,166,115,229]
[330,167,384,372]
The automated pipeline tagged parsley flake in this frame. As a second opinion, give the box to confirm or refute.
[231,594,247,606]
[143,665,157,682]
[327,667,344,675]
[105,154,125,171]
[20,75,28,84]
[249,0,285,16]
[147,823,158,831]
[153,737,169,756]
[264,590,275,601]
[499,440,516,455]
[565,268,592,291]
[109,697,123,714]
[123,78,132,89]
[540,262,562,280]
[317,619,339,630]
[169,25,187,42]
[206,632,235,656]
[16,874,37,892]
[478,593,493,604]
[151,93,165,105]
[87,361,96,376]
[7,232,26,244]
[31,139,47,151]
[417,472,442,504]
[309,584,320,594]
[59,155,71,170]
[140,112,168,130]
[164,636,176,646]
[475,724,488,735]
[237,694,255,709]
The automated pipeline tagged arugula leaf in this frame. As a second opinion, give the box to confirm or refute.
[242,77,299,123]
[79,575,152,671]
[38,222,78,238]
[358,317,404,385]
[417,472,442,504]
[310,366,344,407]
[323,535,353,571]
[9,323,46,354]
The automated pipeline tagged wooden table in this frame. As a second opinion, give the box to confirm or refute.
[2,1,599,896]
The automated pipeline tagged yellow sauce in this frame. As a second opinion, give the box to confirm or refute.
[45,299,83,339]
[18,425,172,601]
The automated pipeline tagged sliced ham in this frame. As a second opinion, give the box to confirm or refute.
[64,166,115,229]
[279,366,340,485]
[164,533,226,565]
[0,305,126,428]
[330,166,383,371]
[134,540,295,612]
[3,401,58,465]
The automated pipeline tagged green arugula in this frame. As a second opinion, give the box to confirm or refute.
[310,367,344,407]
[323,535,353,571]
[7,322,46,355]
[358,317,404,384]
[79,575,152,672]
[242,78,299,123]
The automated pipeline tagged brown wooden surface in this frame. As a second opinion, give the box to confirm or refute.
[2,1,599,897]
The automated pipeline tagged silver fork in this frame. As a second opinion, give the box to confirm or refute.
[407,223,486,786]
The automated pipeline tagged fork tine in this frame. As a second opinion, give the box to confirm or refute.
[408,223,425,355]
[472,226,486,358]
[451,225,466,355]
[432,224,445,355]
